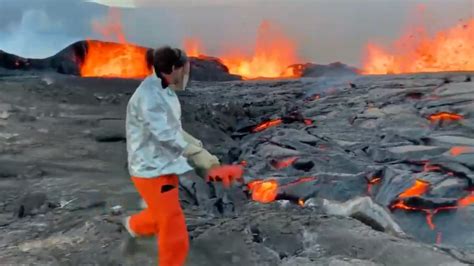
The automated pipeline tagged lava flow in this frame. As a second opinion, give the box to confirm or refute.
[248,179,279,203]
[363,18,474,74]
[449,146,474,156]
[391,177,474,231]
[81,41,151,79]
[428,112,463,122]
[251,119,283,133]
[398,179,430,198]
[186,20,300,79]
[183,38,203,58]
[271,156,299,169]
[248,176,316,204]
[80,9,151,78]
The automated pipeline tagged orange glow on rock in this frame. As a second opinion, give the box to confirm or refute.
[363,19,474,74]
[449,146,474,156]
[428,112,463,122]
[298,199,305,207]
[367,177,382,194]
[248,179,278,203]
[399,179,430,198]
[458,192,474,207]
[271,157,299,169]
[423,162,441,172]
[251,119,283,133]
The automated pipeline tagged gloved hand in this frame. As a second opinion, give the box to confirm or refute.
[182,130,203,148]
[187,149,220,170]
[207,165,244,188]
[182,130,220,177]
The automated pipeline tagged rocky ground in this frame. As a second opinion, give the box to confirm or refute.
[0,69,473,265]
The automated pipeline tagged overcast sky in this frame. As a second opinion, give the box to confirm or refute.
[0,0,473,66]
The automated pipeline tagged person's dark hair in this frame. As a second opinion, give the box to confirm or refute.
[152,46,188,74]
[146,46,188,88]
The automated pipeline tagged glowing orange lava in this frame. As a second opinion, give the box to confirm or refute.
[428,112,463,122]
[80,8,151,78]
[367,177,382,194]
[81,41,151,78]
[271,157,299,169]
[184,37,203,58]
[247,176,316,204]
[449,146,474,156]
[458,192,474,207]
[298,199,305,207]
[248,179,278,203]
[363,19,474,74]
[185,20,300,79]
[251,119,283,133]
[399,179,430,198]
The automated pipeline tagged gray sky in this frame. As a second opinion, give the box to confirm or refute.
[0,0,473,66]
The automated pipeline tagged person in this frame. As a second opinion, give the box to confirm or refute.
[123,46,242,266]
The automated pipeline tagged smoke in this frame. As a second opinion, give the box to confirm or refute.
[0,0,104,58]
[0,9,78,58]
[0,0,473,65]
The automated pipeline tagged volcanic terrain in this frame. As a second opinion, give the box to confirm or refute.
[0,64,473,265]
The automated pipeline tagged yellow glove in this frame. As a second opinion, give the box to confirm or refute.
[188,149,220,170]
[182,130,203,148]
[182,130,220,177]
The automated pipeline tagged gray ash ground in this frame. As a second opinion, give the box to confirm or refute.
[0,69,473,265]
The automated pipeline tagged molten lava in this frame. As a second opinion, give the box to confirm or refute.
[367,177,382,194]
[184,38,203,58]
[248,179,279,203]
[271,157,299,169]
[251,119,283,133]
[428,112,463,122]
[80,8,151,79]
[363,19,474,74]
[298,199,305,207]
[81,41,151,78]
[458,192,474,207]
[185,20,300,79]
[399,179,430,198]
[247,177,316,204]
[449,146,474,156]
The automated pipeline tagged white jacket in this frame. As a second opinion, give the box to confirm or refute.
[126,74,192,178]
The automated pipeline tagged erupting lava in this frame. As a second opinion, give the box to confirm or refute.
[80,9,151,78]
[183,38,203,58]
[185,20,300,79]
[428,112,463,122]
[81,41,150,78]
[363,18,474,74]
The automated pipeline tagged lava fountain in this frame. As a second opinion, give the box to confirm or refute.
[363,18,474,75]
[80,8,151,79]
[185,20,301,79]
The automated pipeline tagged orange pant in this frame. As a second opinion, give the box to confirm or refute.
[130,175,189,266]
